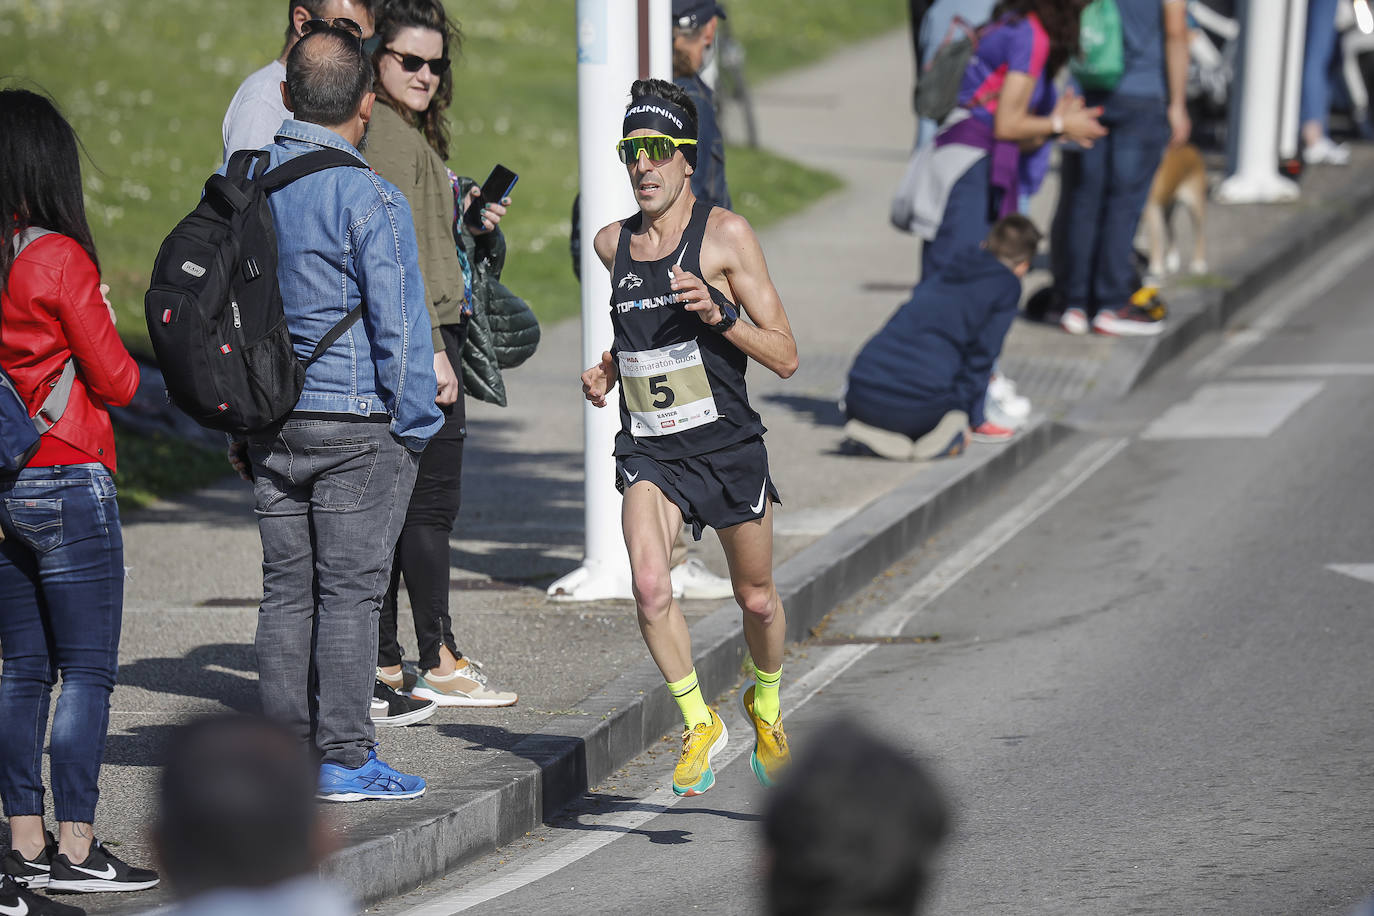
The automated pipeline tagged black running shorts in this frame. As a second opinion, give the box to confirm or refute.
[615,436,781,539]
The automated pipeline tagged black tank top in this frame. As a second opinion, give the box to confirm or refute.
[609,199,764,459]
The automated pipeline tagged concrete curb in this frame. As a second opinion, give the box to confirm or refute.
[322,171,1374,908]
[321,418,1066,905]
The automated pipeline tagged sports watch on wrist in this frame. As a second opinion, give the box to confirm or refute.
[711,302,739,333]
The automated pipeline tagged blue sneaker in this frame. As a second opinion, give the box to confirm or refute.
[318,748,426,802]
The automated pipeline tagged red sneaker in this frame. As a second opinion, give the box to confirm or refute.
[970,420,1016,443]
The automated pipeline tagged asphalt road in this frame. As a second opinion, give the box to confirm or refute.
[367,227,1374,916]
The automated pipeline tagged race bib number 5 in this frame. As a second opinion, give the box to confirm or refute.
[619,341,719,437]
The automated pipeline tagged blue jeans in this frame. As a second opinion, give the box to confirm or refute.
[248,418,420,768]
[1052,95,1169,315]
[1300,0,1341,129]
[0,464,123,824]
[922,155,994,281]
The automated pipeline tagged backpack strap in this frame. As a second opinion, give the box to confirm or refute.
[205,150,271,213]
[12,227,55,258]
[206,148,365,213]
[7,229,75,432]
[304,303,364,368]
[261,148,368,192]
[32,359,76,434]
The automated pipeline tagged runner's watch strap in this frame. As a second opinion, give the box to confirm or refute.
[710,302,738,333]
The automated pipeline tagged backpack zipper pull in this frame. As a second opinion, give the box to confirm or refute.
[231,299,242,329]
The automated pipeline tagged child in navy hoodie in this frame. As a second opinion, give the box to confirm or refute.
[843,215,1039,460]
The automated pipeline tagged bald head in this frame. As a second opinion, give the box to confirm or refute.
[284,28,373,128]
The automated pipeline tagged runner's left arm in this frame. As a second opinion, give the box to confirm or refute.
[675,211,798,379]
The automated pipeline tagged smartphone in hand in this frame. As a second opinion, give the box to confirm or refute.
[464,164,518,229]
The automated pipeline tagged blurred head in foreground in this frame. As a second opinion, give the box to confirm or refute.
[154,714,334,898]
[763,717,950,916]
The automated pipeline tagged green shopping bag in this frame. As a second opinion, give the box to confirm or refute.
[1070,0,1124,91]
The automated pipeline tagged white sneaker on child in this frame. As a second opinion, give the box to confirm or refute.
[987,374,1031,426]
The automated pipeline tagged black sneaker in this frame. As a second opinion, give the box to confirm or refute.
[371,679,438,727]
[2,830,56,887]
[0,874,86,914]
[47,840,158,893]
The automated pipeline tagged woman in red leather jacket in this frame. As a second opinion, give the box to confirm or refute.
[0,89,159,906]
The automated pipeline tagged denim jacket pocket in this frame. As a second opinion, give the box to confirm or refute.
[5,498,63,553]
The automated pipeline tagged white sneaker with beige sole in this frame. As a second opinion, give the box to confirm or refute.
[410,658,518,707]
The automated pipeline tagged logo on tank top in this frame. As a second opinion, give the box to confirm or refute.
[615,293,676,313]
[617,271,643,290]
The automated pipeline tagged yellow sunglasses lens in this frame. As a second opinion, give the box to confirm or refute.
[617,136,677,163]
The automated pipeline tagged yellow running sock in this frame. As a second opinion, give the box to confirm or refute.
[666,669,712,730]
[753,665,782,724]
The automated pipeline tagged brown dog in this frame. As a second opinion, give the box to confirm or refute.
[1143,143,1208,282]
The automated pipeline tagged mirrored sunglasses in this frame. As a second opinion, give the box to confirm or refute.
[383,48,452,77]
[616,134,697,164]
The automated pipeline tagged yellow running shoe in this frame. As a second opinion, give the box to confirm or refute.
[672,709,728,796]
[741,683,790,788]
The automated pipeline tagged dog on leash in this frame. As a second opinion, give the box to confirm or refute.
[1142,142,1208,283]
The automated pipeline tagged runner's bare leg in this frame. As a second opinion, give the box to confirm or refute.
[717,500,785,674]
[623,481,694,682]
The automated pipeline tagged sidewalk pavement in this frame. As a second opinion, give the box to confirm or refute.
[41,28,1374,913]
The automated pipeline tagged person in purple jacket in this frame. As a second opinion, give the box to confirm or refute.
[910,0,1105,281]
[843,216,1040,460]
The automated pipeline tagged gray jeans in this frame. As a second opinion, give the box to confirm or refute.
[249,417,420,767]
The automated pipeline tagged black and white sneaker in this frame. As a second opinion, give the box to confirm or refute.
[47,840,158,894]
[0,874,86,914]
[371,680,438,727]
[2,830,56,887]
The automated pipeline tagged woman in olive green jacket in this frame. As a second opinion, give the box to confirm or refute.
[366,0,518,713]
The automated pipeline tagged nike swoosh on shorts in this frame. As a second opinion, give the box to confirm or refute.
[749,481,768,514]
[624,469,640,483]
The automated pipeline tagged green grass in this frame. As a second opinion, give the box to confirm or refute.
[724,2,907,81]
[111,420,232,510]
[1,0,904,349]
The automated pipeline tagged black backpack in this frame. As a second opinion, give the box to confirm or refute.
[144,148,367,436]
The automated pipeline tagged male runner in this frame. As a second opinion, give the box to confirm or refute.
[582,78,799,796]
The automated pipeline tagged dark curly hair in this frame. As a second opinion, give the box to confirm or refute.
[370,0,462,160]
[627,78,698,132]
[992,0,1086,78]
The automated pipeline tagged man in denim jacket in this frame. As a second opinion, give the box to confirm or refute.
[238,25,443,802]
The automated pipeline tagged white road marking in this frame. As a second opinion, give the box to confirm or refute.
[1140,381,1323,439]
[1227,363,1374,378]
[1189,227,1374,379]
[392,437,1128,916]
[1325,564,1374,585]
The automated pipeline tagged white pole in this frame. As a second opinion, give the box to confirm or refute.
[1216,0,1301,203]
[1277,0,1307,162]
[649,0,673,81]
[549,0,670,601]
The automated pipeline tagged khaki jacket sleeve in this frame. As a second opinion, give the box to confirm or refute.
[366,105,461,353]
